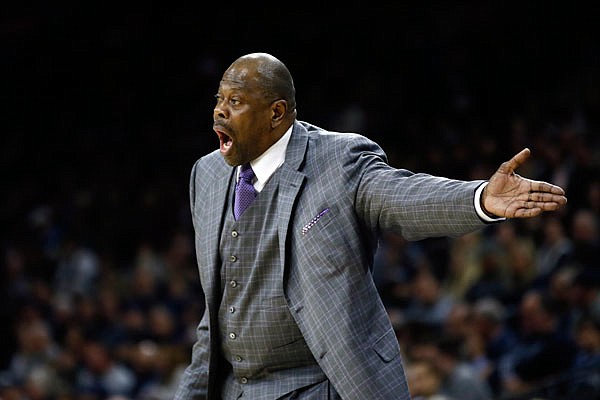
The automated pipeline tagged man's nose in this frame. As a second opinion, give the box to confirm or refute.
[214,103,228,120]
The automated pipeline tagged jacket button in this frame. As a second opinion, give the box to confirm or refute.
[229,306,235,313]
[235,355,243,362]
[229,332,236,340]
[231,231,238,237]
[230,280,237,288]
[229,255,237,262]
[240,377,248,384]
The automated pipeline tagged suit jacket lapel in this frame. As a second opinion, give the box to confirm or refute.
[204,162,234,307]
[277,122,308,281]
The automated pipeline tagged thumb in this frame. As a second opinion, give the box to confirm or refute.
[498,148,531,175]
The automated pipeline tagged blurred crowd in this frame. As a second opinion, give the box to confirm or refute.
[1,227,204,399]
[373,122,600,399]
[2,3,599,400]
[3,115,598,400]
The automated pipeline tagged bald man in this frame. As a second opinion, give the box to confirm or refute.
[175,53,566,399]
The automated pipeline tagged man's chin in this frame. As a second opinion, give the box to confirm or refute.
[222,154,242,167]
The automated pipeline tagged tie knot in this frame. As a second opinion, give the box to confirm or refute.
[239,163,255,183]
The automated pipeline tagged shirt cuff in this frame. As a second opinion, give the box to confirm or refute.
[474,182,506,223]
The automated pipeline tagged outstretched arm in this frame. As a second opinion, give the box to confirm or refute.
[481,148,567,218]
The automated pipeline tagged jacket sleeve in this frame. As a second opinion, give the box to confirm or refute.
[174,309,210,399]
[348,135,486,240]
[174,159,210,399]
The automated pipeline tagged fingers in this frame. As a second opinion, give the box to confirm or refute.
[526,191,568,205]
[498,148,531,175]
[523,179,568,206]
[508,197,566,218]
[514,208,543,218]
[530,180,566,196]
[513,201,562,218]
[525,201,563,211]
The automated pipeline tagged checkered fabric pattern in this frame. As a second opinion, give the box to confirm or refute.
[176,120,489,399]
[218,169,326,399]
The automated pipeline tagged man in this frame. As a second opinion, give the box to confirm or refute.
[175,53,566,399]
[498,290,577,396]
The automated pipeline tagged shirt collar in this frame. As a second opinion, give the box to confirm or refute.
[237,124,293,192]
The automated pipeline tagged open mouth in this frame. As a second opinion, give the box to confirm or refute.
[215,129,233,154]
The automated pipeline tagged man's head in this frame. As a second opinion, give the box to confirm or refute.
[519,290,559,335]
[213,53,297,166]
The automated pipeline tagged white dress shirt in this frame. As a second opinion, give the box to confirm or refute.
[237,125,293,193]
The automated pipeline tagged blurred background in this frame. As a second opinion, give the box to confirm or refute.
[1,2,599,400]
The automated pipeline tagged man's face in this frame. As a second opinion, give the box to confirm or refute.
[213,65,275,166]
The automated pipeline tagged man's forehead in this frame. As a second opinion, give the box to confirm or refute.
[219,69,261,92]
[223,64,259,82]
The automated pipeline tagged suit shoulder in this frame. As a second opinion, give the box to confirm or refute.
[298,120,379,149]
[297,120,388,171]
[191,150,229,178]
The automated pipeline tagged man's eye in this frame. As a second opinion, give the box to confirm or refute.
[214,94,222,102]
[230,98,240,105]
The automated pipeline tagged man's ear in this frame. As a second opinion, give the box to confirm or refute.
[271,100,288,128]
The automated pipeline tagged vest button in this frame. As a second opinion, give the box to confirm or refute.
[229,280,237,288]
[229,306,235,313]
[229,332,236,340]
[229,255,237,262]
[231,230,238,237]
[240,377,248,384]
[235,355,243,362]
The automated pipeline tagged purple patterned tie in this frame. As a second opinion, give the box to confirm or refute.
[234,163,257,220]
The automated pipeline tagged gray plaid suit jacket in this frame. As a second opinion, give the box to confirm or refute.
[176,120,488,399]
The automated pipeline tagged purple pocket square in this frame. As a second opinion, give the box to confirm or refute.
[301,208,330,235]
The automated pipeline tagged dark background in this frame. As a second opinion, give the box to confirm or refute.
[1,2,599,398]
[2,3,598,253]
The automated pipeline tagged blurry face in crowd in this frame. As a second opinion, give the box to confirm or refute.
[520,293,555,334]
[576,320,600,352]
[213,61,278,167]
[406,361,441,397]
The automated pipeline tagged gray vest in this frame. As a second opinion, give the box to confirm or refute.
[218,169,325,399]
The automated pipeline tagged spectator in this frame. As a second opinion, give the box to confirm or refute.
[495,222,537,307]
[535,216,573,281]
[472,297,519,395]
[569,314,600,398]
[571,269,600,331]
[443,302,473,341]
[7,316,60,388]
[407,359,453,400]
[465,239,511,303]
[76,340,136,398]
[434,336,493,400]
[443,302,489,385]
[499,290,577,396]
[54,237,100,301]
[570,209,600,270]
[444,231,484,300]
[404,269,455,327]
[373,232,427,308]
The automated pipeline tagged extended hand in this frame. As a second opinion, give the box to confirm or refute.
[482,148,567,218]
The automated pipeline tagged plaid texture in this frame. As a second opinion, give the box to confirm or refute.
[221,369,337,399]
[218,170,325,399]
[177,120,488,399]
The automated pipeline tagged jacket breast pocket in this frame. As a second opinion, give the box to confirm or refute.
[300,206,336,236]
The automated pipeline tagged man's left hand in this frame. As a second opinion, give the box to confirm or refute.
[482,148,567,218]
